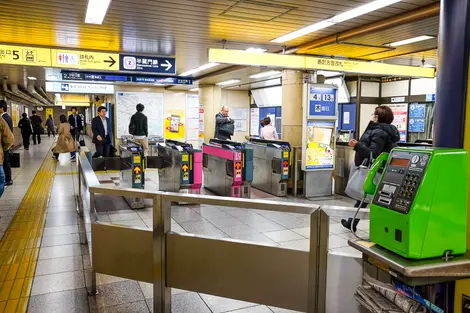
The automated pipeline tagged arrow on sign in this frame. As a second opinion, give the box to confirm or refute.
[283,161,288,167]
[182,164,189,172]
[134,167,141,174]
[235,162,241,170]
[104,56,116,67]
[161,60,173,71]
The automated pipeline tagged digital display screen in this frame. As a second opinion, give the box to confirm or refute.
[390,158,409,167]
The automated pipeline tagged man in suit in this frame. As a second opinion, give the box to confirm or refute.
[29,110,42,145]
[0,100,13,186]
[91,106,112,158]
[68,106,83,142]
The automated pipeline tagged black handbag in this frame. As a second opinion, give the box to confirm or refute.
[8,152,20,168]
[79,134,86,147]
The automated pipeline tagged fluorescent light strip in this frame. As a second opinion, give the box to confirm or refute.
[27,77,37,80]
[249,70,281,79]
[179,63,219,77]
[271,0,401,43]
[189,88,199,92]
[85,0,112,24]
[388,35,435,47]
[216,79,241,86]
[245,48,267,53]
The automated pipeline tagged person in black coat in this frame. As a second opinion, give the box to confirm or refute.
[214,106,234,140]
[68,107,83,141]
[91,106,112,158]
[18,113,33,150]
[0,100,13,185]
[29,110,43,145]
[342,105,400,232]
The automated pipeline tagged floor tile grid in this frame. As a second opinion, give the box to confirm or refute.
[0,150,56,313]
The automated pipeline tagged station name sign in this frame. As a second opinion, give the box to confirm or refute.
[61,71,192,85]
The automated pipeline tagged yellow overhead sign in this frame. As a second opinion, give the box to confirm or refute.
[51,49,119,71]
[209,49,435,78]
[0,44,51,66]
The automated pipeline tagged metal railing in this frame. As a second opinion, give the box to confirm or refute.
[77,151,369,313]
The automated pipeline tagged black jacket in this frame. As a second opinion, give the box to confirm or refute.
[18,117,33,136]
[354,122,400,166]
[30,115,42,132]
[129,112,148,137]
[214,112,234,140]
[91,116,112,144]
[68,114,83,132]
[2,113,13,132]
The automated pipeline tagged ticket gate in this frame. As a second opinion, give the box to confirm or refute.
[364,147,468,259]
[119,141,145,209]
[248,138,291,196]
[203,139,253,198]
[157,140,202,193]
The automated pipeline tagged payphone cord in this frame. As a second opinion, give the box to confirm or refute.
[349,196,371,241]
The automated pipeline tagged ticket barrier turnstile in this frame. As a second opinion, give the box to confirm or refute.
[203,139,253,198]
[119,140,145,209]
[248,138,291,197]
[157,140,202,194]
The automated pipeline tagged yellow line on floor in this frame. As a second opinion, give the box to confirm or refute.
[55,172,78,176]
[0,152,56,313]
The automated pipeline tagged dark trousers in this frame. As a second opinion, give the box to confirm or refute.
[94,135,111,158]
[3,151,11,183]
[47,129,55,137]
[22,134,30,150]
[71,129,80,142]
[32,132,41,144]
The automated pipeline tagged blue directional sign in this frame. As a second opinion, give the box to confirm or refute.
[61,71,192,85]
[308,87,336,117]
[120,55,176,75]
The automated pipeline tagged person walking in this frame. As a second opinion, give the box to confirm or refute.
[68,107,83,142]
[29,110,43,145]
[342,105,400,232]
[52,115,76,161]
[0,100,13,186]
[214,106,234,140]
[260,117,279,140]
[128,103,148,156]
[46,115,55,137]
[18,113,33,150]
[91,106,112,158]
[0,116,14,198]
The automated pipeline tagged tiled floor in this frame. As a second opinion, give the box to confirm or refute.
[0,137,367,313]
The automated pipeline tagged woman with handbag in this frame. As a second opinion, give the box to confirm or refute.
[52,115,77,162]
[342,105,400,232]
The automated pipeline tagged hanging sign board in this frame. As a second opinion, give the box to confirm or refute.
[308,87,336,118]
[51,49,120,71]
[120,55,176,75]
[0,44,51,66]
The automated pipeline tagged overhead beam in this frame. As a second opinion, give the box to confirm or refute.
[208,49,435,78]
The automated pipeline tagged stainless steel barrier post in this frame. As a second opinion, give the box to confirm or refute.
[89,191,99,296]
[153,194,171,313]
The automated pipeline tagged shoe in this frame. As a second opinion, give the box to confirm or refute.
[25,148,28,151]
[51,156,58,160]
[5,181,13,186]
[341,218,359,233]
[71,156,76,162]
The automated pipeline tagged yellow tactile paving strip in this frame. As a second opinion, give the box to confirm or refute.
[0,153,56,313]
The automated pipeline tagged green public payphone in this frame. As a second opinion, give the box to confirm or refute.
[364,147,468,259]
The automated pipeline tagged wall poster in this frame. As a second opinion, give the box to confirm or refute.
[250,108,259,136]
[304,121,335,170]
[186,94,199,141]
[164,109,185,139]
[388,103,408,142]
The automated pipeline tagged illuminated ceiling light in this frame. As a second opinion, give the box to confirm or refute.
[189,88,199,92]
[387,35,435,47]
[85,0,112,24]
[245,48,267,53]
[249,70,281,79]
[271,0,401,43]
[27,77,37,80]
[216,79,241,86]
[179,63,219,77]
[423,64,435,68]
[317,70,343,77]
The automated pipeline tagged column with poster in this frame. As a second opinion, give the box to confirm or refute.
[302,83,338,197]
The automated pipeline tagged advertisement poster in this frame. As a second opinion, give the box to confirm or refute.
[388,103,408,142]
[250,108,259,136]
[165,110,185,139]
[45,108,54,120]
[308,87,336,117]
[198,104,205,146]
[305,121,335,170]
[408,103,426,133]
[11,104,19,128]
[186,94,199,141]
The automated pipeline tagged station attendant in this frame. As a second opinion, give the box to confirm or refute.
[260,117,279,140]
[128,103,149,156]
[92,106,112,158]
[342,105,400,232]
[52,114,77,161]
[214,106,234,140]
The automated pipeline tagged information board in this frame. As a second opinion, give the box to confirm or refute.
[250,108,260,136]
[308,87,336,117]
[304,120,335,170]
[186,94,199,141]
[120,55,176,75]
[51,49,120,71]
[0,44,51,66]
[408,103,426,133]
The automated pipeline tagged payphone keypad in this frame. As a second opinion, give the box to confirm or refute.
[373,152,430,214]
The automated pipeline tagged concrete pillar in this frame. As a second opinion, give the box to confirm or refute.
[199,85,222,143]
[434,0,470,148]
[281,70,304,145]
